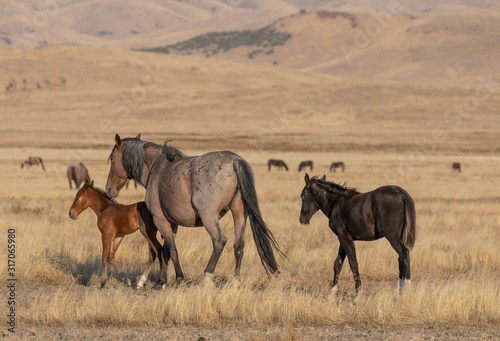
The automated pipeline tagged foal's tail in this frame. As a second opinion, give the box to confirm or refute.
[40,158,46,171]
[401,192,416,250]
[233,159,285,275]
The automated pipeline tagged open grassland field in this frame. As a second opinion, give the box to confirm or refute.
[1,15,500,338]
[0,145,499,340]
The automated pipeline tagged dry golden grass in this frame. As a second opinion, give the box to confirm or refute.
[0,147,499,332]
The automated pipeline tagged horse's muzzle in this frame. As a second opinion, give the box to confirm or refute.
[299,216,310,226]
[69,210,77,220]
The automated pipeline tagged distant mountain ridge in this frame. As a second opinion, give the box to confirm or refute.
[1,0,499,49]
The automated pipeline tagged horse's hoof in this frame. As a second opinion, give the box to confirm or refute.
[202,273,215,289]
[125,279,132,287]
[328,285,338,300]
[152,281,166,290]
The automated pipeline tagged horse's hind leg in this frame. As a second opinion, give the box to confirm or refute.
[398,247,411,290]
[231,193,247,277]
[137,246,156,289]
[200,213,227,286]
[336,234,361,295]
[329,245,347,297]
[386,237,411,291]
[108,236,131,286]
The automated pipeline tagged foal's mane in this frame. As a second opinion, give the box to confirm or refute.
[87,183,116,203]
[311,177,358,194]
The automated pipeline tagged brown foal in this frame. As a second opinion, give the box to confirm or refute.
[69,179,165,288]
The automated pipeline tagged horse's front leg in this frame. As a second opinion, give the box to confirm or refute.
[152,216,184,288]
[329,245,347,297]
[336,234,361,295]
[100,233,113,288]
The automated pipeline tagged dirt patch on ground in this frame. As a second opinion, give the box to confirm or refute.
[5,325,499,340]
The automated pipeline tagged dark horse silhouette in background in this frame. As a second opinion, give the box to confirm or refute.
[21,157,45,171]
[299,174,416,295]
[268,159,289,171]
[298,161,313,172]
[451,162,461,173]
[67,163,91,189]
[106,134,285,287]
[330,162,345,173]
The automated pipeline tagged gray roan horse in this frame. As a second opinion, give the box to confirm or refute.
[106,134,284,286]
[299,174,416,295]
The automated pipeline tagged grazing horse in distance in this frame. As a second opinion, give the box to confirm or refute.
[298,161,313,172]
[268,159,289,171]
[451,162,461,173]
[106,134,285,287]
[69,179,165,288]
[330,162,345,173]
[21,157,45,171]
[67,163,90,189]
[299,174,416,295]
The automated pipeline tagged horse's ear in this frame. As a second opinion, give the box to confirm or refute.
[90,180,94,187]
[83,179,90,190]
[135,133,141,140]
[304,173,310,184]
[321,175,326,181]
[115,133,121,146]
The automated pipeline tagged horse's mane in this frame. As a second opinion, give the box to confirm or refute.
[162,139,183,162]
[311,176,358,194]
[120,138,163,181]
[88,183,116,203]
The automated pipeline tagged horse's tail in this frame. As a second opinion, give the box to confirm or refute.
[70,166,78,187]
[401,192,416,250]
[283,162,288,171]
[233,159,285,275]
[40,158,46,171]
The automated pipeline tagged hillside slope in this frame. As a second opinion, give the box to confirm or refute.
[147,10,500,85]
[1,46,498,153]
[1,0,499,49]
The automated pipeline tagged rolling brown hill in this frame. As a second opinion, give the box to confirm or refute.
[1,46,499,154]
[1,0,499,50]
[148,10,500,85]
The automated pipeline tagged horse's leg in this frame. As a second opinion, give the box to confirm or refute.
[108,236,131,287]
[387,237,411,291]
[169,224,183,281]
[329,245,347,297]
[152,216,184,287]
[336,235,361,295]
[231,193,247,278]
[137,226,164,288]
[137,245,156,289]
[100,233,113,288]
[199,213,227,286]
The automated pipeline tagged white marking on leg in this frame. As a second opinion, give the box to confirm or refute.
[328,285,338,299]
[203,272,215,289]
[137,275,147,288]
